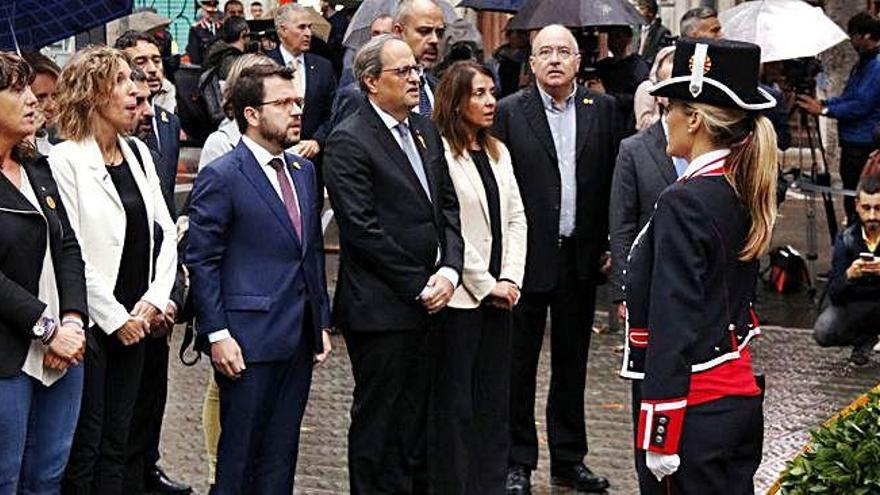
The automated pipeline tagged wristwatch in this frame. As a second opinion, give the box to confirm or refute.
[32,316,57,344]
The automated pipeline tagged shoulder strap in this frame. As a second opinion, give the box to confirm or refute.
[125,137,146,174]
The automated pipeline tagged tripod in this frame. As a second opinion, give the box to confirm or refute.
[788,104,838,298]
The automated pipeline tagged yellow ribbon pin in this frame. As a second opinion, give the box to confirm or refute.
[583,98,593,105]
[292,161,302,170]
[416,133,427,150]
[46,196,56,209]
[161,111,169,123]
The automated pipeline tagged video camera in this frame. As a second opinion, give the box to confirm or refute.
[782,57,823,96]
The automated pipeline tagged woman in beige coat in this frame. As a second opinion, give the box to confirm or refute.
[429,60,527,494]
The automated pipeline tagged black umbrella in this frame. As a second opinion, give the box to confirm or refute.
[508,0,643,30]
[457,0,526,13]
[0,0,134,52]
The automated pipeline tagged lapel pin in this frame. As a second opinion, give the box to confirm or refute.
[161,111,169,123]
[583,97,593,105]
[416,132,427,150]
[45,196,56,209]
[292,161,302,170]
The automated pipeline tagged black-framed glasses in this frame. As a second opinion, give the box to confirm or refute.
[255,96,304,110]
[382,64,424,78]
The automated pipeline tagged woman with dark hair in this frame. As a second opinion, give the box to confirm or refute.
[0,52,87,492]
[429,60,527,494]
[620,38,778,493]
[48,46,177,493]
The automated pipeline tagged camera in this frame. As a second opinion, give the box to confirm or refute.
[782,57,823,96]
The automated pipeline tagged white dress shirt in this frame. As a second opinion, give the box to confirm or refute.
[367,99,460,291]
[280,45,307,94]
[208,135,302,344]
[680,148,731,179]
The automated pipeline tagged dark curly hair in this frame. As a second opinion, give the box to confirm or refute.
[0,52,37,161]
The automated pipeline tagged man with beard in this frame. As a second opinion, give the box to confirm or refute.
[814,171,880,366]
[186,63,333,493]
[329,0,445,131]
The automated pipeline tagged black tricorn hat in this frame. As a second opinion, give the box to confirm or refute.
[649,38,776,111]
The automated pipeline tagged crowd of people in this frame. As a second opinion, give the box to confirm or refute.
[2,0,880,494]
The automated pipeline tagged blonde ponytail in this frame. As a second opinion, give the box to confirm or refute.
[688,103,779,261]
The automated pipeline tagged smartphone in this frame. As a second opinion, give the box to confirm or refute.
[859,252,875,262]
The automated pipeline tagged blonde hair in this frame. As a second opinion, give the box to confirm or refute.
[54,46,129,141]
[686,102,778,261]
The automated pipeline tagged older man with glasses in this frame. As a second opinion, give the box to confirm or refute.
[325,34,463,494]
[493,24,618,494]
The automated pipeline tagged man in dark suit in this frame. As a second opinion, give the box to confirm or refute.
[266,3,337,165]
[493,24,616,494]
[186,63,332,494]
[186,0,222,66]
[328,0,444,131]
[636,0,672,64]
[324,35,463,494]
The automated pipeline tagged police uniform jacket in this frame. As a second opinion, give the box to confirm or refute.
[620,149,762,455]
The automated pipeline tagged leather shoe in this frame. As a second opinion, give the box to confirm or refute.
[506,465,531,494]
[550,463,609,492]
[145,466,192,494]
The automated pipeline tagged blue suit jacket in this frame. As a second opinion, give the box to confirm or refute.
[266,50,337,145]
[153,105,181,219]
[186,142,331,363]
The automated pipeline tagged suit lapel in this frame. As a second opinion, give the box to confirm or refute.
[575,87,595,159]
[236,144,301,249]
[409,118,437,204]
[304,54,318,114]
[0,166,38,213]
[458,151,491,225]
[522,87,557,162]
[82,138,123,210]
[645,122,677,185]
[119,137,155,228]
[366,106,433,208]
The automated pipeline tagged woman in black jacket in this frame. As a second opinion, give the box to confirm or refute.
[0,52,88,493]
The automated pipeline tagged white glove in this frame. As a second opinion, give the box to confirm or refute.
[646,451,680,481]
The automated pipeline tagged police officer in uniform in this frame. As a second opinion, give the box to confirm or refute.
[619,38,779,494]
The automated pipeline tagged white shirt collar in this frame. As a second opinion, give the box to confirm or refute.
[241,135,285,168]
[537,83,577,112]
[681,148,730,178]
[279,45,304,67]
[369,99,409,130]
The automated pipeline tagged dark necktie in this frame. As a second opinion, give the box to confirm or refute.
[269,158,302,240]
[419,77,432,117]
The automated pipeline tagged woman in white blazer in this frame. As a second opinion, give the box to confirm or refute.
[48,46,177,493]
[429,61,527,494]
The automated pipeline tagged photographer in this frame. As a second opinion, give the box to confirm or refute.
[814,170,880,366]
[797,12,880,221]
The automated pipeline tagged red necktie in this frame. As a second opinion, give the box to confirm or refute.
[269,158,302,240]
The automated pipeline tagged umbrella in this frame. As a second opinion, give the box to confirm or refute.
[457,0,525,13]
[507,0,643,31]
[124,9,172,34]
[342,0,459,50]
[0,0,133,52]
[718,0,848,63]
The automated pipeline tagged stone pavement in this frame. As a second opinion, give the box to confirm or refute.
[156,194,880,494]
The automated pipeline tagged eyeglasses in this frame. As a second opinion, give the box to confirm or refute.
[256,96,303,110]
[382,64,424,78]
[534,46,576,61]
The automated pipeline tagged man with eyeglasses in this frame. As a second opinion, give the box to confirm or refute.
[267,3,337,170]
[493,24,616,494]
[186,63,333,494]
[325,34,463,494]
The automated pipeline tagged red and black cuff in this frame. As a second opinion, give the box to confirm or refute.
[637,397,687,455]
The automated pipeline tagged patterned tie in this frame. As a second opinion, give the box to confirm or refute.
[288,59,304,95]
[395,123,432,202]
[419,77,432,117]
[269,158,302,240]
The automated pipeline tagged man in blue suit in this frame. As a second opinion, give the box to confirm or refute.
[186,63,332,494]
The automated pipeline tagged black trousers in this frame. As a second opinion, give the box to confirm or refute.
[63,328,146,495]
[210,342,313,495]
[428,306,512,495]
[840,143,874,222]
[345,328,431,495]
[123,336,170,493]
[508,239,597,470]
[633,395,764,495]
